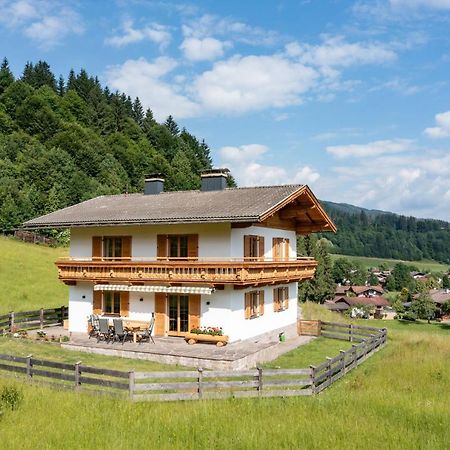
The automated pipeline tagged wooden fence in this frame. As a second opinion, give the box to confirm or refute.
[0,307,68,334]
[13,230,57,246]
[0,321,387,401]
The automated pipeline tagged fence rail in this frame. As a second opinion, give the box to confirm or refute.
[0,321,387,401]
[0,307,68,334]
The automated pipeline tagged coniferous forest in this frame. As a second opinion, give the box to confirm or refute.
[0,58,449,263]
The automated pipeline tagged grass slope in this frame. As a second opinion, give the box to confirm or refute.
[0,237,68,314]
[330,253,449,272]
[0,307,449,449]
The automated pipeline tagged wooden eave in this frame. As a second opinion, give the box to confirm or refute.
[258,185,337,235]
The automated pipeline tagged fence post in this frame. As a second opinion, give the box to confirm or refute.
[9,311,14,333]
[351,344,358,368]
[326,357,332,388]
[309,365,316,395]
[39,308,44,329]
[26,354,33,379]
[60,306,66,325]
[349,324,353,342]
[128,370,135,400]
[256,366,263,395]
[340,350,346,375]
[74,361,81,390]
[197,367,203,399]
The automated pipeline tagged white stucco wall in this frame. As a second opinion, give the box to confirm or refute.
[230,226,297,259]
[69,282,93,333]
[70,223,231,260]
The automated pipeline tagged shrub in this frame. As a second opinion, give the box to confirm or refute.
[0,385,23,411]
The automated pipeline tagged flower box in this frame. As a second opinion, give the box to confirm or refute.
[185,332,229,347]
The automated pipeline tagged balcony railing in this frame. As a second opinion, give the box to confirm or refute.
[56,257,318,287]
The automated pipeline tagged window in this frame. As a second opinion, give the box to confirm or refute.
[244,235,265,260]
[103,237,123,259]
[245,291,264,319]
[92,236,132,260]
[103,292,121,315]
[169,235,188,258]
[273,287,289,312]
[272,237,290,260]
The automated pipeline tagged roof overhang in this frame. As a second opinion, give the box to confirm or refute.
[258,185,337,234]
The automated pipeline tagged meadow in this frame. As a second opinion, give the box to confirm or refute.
[330,253,449,272]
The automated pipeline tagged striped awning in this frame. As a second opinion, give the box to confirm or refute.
[93,284,213,295]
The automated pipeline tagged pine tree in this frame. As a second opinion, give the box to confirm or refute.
[22,61,57,91]
[164,115,180,136]
[0,57,14,95]
[57,75,65,96]
[67,69,76,90]
[132,97,144,126]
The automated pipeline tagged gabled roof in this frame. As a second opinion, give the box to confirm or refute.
[22,184,336,232]
[351,285,384,295]
[334,296,389,307]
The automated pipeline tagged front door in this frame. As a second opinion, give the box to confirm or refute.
[158,294,200,337]
[168,294,189,336]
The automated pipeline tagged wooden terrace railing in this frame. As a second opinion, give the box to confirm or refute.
[55,257,318,286]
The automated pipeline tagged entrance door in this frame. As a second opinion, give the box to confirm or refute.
[168,294,189,336]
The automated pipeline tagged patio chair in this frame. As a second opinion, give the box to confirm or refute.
[88,314,100,339]
[97,318,112,342]
[112,318,131,344]
[138,317,155,344]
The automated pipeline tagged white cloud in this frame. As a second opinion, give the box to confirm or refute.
[0,1,83,49]
[219,144,320,186]
[285,35,397,68]
[193,54,318,113]
[105,20,171,50]
[424,111,450,138]
[104,57,199,120]
[326,139,414,158]
[180,37,230,61]
[390,0,450,9]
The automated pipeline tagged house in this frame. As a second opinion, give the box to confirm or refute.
[23,170,336,343]
[327,295,390,319]
[334,285,384,298]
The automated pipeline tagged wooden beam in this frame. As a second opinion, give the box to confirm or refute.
[296,223,330,234]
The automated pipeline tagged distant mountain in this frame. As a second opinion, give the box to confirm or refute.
[320,201,450,264]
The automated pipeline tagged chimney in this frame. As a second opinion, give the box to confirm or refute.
[200,168,229,192]
[144,173,165,195]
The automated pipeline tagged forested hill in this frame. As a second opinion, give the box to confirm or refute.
[0,58,233,232]
[321,201,450,264]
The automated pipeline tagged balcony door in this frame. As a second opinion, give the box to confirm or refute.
[154,293,200,336]
[157,234,198,260]
[92,236,132,260]
[273,237,290,261]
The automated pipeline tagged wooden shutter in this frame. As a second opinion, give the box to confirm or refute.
[273,288,279,312]
[284,239,290,260]
[284,287,289,310]
[259,290,264,316]
[92,237,102,260]
[189,294,201,330]
[93,290,102,315]
[157,235,167,259]
[244,292,251,319]
[154,293,166,336]
[272,238,280,261]
[244,235,251,259]
[258,236,265,260]
[120,291,129,317]
[122,236,132,259]
[187,234,199,259]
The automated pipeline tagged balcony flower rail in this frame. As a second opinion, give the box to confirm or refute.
[56,256,317,286]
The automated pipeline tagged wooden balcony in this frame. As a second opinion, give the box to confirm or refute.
[55,257,317,287]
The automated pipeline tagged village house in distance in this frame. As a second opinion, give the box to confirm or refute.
[23,169,336,343]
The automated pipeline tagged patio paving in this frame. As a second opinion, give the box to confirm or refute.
[62,329,314,370]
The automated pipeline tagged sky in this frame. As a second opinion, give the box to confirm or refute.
[1,0,450,220]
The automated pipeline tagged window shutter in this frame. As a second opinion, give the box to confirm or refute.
[272,238,280,261]
[189,294,201,330]
[284,287,289,309]
[244,235,251,259]
[259,290,264,316]
[122,236,132,259]
[93,290,102,315]
[120,291,129,317]
[187,234,199,259]
[157,235,168,259]
[284,238,290,260]
[244,293,251,319]
[154,293,166,336]
[258,237,265,260]
[92,237,102,260]
[273,288,279,312]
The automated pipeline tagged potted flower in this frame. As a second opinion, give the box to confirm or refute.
[185,326,229,346]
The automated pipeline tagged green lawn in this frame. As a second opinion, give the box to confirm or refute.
[0,236,68,314]
[0,308,448,449]
[330,253,449,272]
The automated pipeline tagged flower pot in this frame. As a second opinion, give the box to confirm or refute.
[185,332,229,346]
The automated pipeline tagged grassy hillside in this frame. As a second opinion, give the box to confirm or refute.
[0,306,448,449]
[0,236,67,314]
[330,253,449,272]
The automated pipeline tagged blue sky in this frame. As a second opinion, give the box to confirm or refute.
[1,0,450,220]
